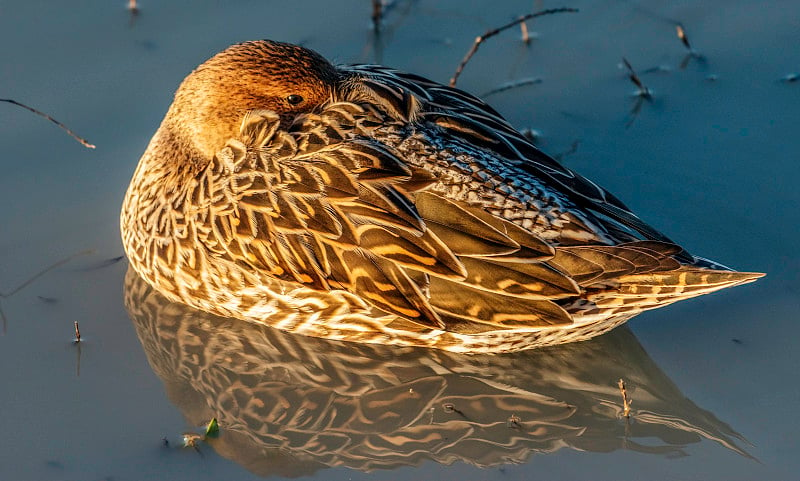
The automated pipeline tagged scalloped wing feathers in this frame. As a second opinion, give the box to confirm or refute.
[194,102,759,333]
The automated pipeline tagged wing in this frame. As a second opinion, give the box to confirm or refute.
[195,106,757,333]
[193,108,587,330]
[344,64,686,253]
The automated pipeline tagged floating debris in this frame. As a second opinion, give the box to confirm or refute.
[520,21,537,44]
[520,128,542,144]
[371,0,382,32]
[621,58,652,98]
[1,99,95,149]
[204,417,219,438]
[37,296,58,304]
[507,414,522,429]
[73,321,82,343]
[780,73,799,83]
[618,378,632,418]
[481,77,542,98]
[182,432,202,449]
[675,24,692,51]
[449,7,578,87]
[705,74,719,82]
[73,255,126,272]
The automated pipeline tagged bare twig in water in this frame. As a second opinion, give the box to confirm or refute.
[371,0,382,33]
[618,378,632,418]
[675,24,692,51]
[520,21,531,44]
[673,23,706,69]
[481,77,542,98]
[621,59,653,129]
[0,99,95,148]
[71,255,126,272]
[449,7,578,87]
[621,58,652,98]
[0,250,94,300]
[128,0,140,25]
[73,321,82,343]
[0,249,93,334]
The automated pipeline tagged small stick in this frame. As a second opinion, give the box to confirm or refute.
[618,378,632,418]
[621,58,652,98]
[481,77,542,98]
[1,99,95,149]
[74,321,81,343]
[520,21,531,44]
[371,0,382,33]
[0,249,94,299]
[675,24,692,51]
[449,7,579,87]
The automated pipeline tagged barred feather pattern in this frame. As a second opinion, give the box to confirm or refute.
[121,50,761,353]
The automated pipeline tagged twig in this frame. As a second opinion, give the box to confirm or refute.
[449,7,579,87]
[371,0,382,33]
[128,0,140,26]
[675,24,692,51]
[621,58,652,98]
[73,321,82,343]
[1,99,95,149]
[0,249,94,299]
[1,250,93,335]
[520,21,531,44]
[480,77,542,98]
[618,378,632,418]
[507,413,522,429]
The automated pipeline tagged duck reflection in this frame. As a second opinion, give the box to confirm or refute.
[124,268,749,477]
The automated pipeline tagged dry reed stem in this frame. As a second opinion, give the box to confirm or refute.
[621,58,652,98]
[481,77,542,98]
[371,0,382,33]
[675,24,692,51]
[1,99,95,148]
[449,7,578,87]
[520,21,530,44]
[74,321,81,343]
[618,378,632,418]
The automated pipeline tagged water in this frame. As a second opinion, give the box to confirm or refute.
[1,1,798,479]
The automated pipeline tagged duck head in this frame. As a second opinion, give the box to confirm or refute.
[160,40,339,163]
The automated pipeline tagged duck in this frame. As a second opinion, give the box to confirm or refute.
[120,40,762,353]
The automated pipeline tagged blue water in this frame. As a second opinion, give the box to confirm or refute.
[1,1,798,480]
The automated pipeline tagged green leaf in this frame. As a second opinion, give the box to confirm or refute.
[204,417,219,438]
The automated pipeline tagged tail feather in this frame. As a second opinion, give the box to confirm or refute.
[580,267,764,313]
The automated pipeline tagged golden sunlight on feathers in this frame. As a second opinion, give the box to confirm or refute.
[120,40,762,353]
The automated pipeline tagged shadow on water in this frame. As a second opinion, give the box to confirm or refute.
[124,268,751,477]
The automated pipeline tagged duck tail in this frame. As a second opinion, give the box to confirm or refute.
[581,267,764,314]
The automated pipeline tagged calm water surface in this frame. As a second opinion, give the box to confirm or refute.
[1,1,798,480]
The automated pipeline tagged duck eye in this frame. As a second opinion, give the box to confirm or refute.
[286,94,304,105]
